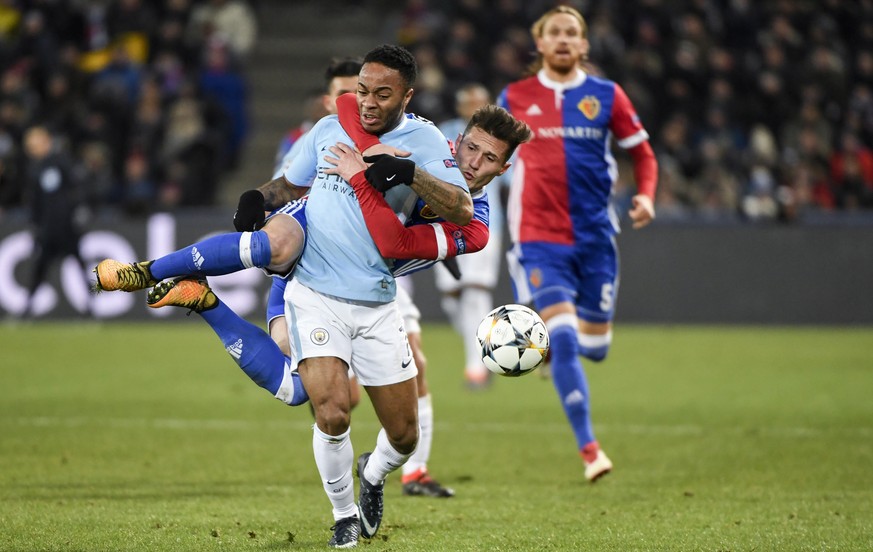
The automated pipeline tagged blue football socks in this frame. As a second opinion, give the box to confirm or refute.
[150,231,272,281]
[549,324,595,448]
[199,298,308,406]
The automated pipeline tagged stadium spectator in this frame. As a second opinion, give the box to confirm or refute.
[21,125,90,317]
[198,39,248,169]
[187,0,258,60]
[830,131,873,209]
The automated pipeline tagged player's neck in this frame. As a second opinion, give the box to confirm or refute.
[378,113,406,136]
[542,64,581,84]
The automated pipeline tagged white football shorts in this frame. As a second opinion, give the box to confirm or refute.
[395,284,422,335]
[284,279,417,387]
[433,227,502,292]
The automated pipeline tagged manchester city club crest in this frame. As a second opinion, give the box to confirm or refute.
[578,95,601,120]
[310,328,330,345]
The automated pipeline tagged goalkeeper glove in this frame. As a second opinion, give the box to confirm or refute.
[233,190,266,231]
[363,154,416,193]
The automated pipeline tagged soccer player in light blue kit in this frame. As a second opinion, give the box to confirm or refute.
[279,45,471,547]
[93,44,473,547]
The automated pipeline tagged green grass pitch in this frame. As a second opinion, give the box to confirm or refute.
[1,322,871,551]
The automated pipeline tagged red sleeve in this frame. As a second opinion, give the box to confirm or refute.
[348,172,489,259]
[610,84,657,200]
[609,84,647,145]
[337,93,380,152]
[627,140,658,200]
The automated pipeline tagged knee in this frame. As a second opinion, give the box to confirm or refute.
[387,420,419,455]
[580,345,609,362]
[264,219,303,269]
[578,331,612,362]
[313,399,351,435]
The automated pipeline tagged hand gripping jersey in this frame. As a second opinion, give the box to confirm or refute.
[335,93,489,277]
[282,105,467,303]
[498,69,651,244]
[346,173,490,277]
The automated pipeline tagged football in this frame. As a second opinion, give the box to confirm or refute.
[476,304,550,377]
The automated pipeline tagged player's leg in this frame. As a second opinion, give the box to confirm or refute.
[93,202,306,291]
[286,280,360,546]
[147,277,308,406]
[266,277,291,355]
[508,242,609,482]
[396,287,454,498]
[567,233,620,480]
[435,242,501,388]
[24,240,53,315]
[457,284,495,387]
[573,234,618,361]
[360,378,419,538]
[578,320,613,361]
[353,299,419,538]
[271,277,362,413]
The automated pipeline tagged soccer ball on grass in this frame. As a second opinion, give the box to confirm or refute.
[476,304,549,377]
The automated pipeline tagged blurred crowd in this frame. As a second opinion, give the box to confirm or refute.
[389,0,873,221]
[0,0,257,217]
[3,0,873,223]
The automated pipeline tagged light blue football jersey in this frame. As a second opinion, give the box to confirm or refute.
[282,113,468,302]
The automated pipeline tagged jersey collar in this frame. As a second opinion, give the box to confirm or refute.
[536,68,587,91]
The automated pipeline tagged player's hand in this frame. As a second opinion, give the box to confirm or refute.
[362,154,416,193]
[361,143,411,159]
[442,257,462,280]
[629,194,655,229]
[234,190,266,231]
[324,142,367,181]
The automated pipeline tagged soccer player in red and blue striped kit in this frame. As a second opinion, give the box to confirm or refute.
[498,6,658,482]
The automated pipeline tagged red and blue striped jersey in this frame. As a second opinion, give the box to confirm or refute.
[498,69,649,244]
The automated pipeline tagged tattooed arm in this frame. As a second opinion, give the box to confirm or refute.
[409,167,473,226]
[257,177,309,210]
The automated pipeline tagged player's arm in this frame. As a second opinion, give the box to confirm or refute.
[626,141,657,229]
[336,92,473,226]
[610,83,658,229]
[257,177,308,208]
[233,177,308,231]
[408,167,473,226]
[324,143,487,259]
[349,172,487,259]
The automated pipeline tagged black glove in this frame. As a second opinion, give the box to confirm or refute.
[363,154,416,193]
[233,190,266,231]
[442,256,462,280]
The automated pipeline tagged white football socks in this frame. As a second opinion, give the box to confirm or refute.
[312,425,356,521]
[459,287,493,376]
[363,428,413,485]
[403,394,433,476]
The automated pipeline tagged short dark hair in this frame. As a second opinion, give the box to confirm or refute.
[464,105,533,162]
[362,44,417,89]
[324,57,363,91]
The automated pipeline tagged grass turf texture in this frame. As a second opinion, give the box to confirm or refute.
[1,322,871,551]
